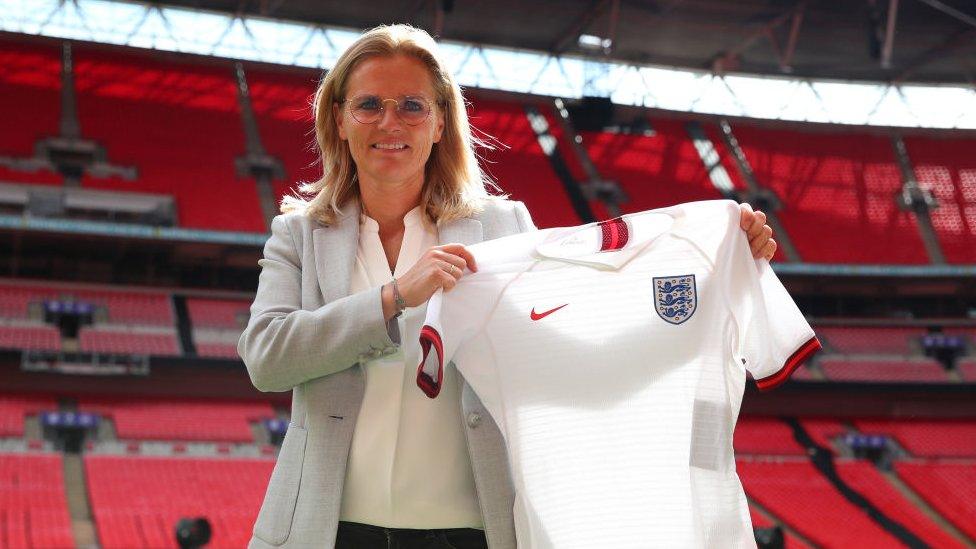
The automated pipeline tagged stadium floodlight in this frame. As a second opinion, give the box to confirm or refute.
[578,34,612,52]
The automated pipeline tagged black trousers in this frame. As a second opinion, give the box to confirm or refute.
[335,521,489,549]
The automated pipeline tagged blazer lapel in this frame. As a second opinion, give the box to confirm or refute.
[312,201,361,303]
[438,217,484,246]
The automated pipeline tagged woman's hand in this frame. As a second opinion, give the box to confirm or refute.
[382,244,478,319]
[739,203,777,260]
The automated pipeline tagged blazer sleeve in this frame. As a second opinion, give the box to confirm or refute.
[238,215,399,392]
[514,200,537,232]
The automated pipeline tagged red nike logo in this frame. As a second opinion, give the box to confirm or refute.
[530,304,568,321]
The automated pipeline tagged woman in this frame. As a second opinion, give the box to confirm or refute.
[239,24,776,549]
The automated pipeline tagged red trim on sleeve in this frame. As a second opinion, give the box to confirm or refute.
[417,325,445,398]
[755,336,822,392]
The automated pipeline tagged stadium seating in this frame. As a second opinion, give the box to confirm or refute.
[0,453,76,548]
[78,327,180,356]
[815,326,924,354]
[734,417,806,455]
[737,458,904,547]
[834,460,966,548]
[0,38,64,187]
[243,66,321,206]
[725,124,929,264]
[0,283,60,319]
[854,419,976,457]
[904,135,976,264]
[186,298,249,330]
[957,356,976,381]
[748,506,812,549]
[799,418,848,452]
[470,99,583,229]
[818,357,947,383]
[580,118,725,216]
[0,324,62,352]
[195,341,241,360]
[0,394,56,437]
[85,455,273,549]
[78,398,274,442]
[895,461,976,542]
[71,45,266,233]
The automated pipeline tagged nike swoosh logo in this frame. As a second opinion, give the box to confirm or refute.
[530,304,568,321]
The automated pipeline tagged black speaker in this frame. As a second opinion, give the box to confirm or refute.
[567,96,614,132]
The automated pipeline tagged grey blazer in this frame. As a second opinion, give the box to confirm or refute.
[239,198,536,549]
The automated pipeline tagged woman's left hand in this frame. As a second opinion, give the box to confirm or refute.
[739,203,776,260]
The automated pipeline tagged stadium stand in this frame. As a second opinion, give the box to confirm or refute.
[78,327,180,356]
[799,418,849,453]
[0,324,62,352]
[194,341,241,360]
[63,288,173,327]
[470,99,583,229]
[724,124,929,264]
[818,357,948,383]
[71,45,266,233]
[737,458,905,547]
[894,462,976,542]
[0,453,76,549]
[748,506,811,549]
[0,38,64,187]
[245,66,321,207]
[854,419,976,457]
[958,356,976,381]
[815,326,924,354]
[0,394,56,437]
[85,455,273,549]
[835,460,966,548]
[580,118,724,215]
[78,398,274,442]
[0,284,60,319]
[185,298,249,330]
[904,135,976,264]
[734,417,806,455]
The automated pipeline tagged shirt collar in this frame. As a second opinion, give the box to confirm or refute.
[534,211,675,270]
[360,205,426,233]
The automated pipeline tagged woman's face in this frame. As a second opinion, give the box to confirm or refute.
[336,54,445,192]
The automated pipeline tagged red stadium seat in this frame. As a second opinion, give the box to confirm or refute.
[470,98,584,229]
[854,419,976,457]
[835,460,966,548]
[737,458,904,547]
[734,417,806,455]
[0,38,64,187]
[85,455,274,549]
[725,124,929,264]
[78,398,274,442]
[0,324,62,352]
[186,298,250,330]
[0,453,75,548]
[78,327,180,356]
[0,394,56,437]
[905,135,976,264]
[580,118,724,216]
[895,461,976,542]
[72,45,266,233]
[819,357,947,383]
[815,326,925,354]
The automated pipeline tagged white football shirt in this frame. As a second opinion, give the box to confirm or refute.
[416,200,820,548]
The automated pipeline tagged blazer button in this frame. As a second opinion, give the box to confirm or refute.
[466,412,481,428]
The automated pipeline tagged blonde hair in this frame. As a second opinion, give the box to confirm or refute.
[281,24,500,225]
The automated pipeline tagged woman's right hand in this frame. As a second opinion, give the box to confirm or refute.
[382,244,477,319]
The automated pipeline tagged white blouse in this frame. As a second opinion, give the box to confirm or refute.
[339,205,483,529]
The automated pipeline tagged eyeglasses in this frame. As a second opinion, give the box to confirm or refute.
[341,94,434,126]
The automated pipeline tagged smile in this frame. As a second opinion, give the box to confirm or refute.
[372,143,409,150]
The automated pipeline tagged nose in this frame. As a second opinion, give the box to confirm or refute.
[376,99,403,132]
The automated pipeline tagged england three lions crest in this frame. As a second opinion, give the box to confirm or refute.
[653,274,697,325]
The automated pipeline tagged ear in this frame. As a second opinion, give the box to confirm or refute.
[432,107,445,143]
[333,102,347,140]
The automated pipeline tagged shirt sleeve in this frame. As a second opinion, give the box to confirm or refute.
[417,275,499,398]
[719,208,821,391]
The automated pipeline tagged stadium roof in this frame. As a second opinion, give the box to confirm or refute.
[155,0,976,85]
